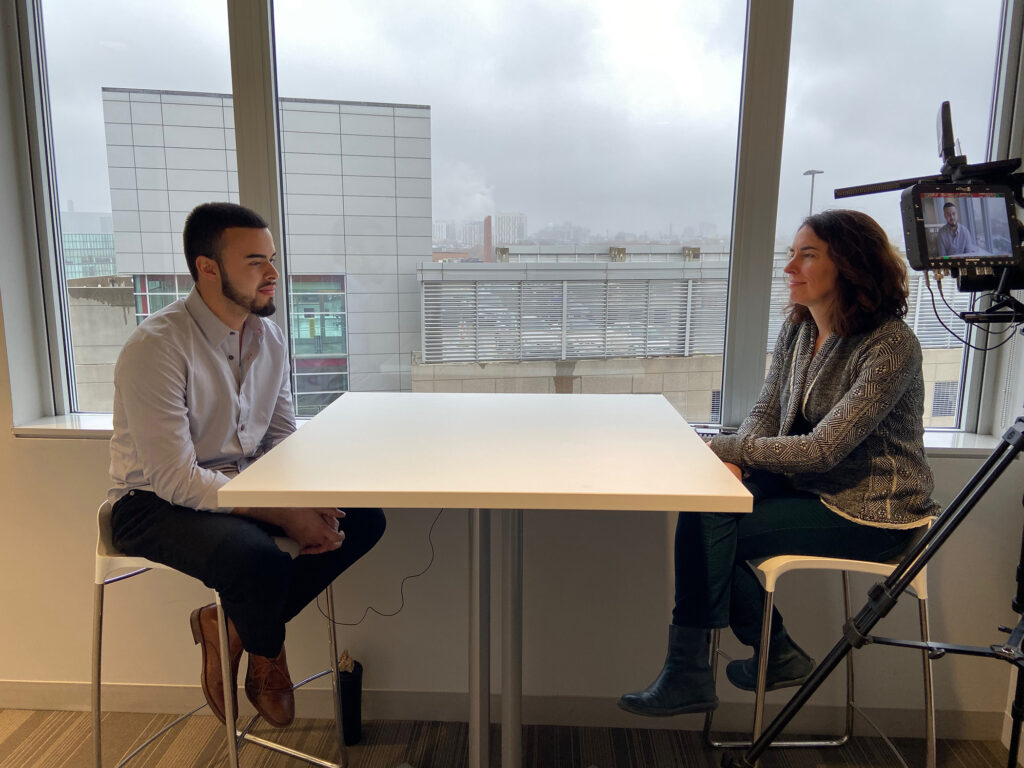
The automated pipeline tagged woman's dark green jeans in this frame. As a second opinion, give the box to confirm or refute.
[672,470,914,646]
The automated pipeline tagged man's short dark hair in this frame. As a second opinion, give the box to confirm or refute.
[943,202,957,210]
[183,202,268,281]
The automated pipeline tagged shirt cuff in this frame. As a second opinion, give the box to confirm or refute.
[709,433,743,466]
[199,475,231,512]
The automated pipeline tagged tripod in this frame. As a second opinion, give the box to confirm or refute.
[724,416,1024,768]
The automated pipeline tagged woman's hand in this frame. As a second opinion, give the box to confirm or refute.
[722,461,743,482]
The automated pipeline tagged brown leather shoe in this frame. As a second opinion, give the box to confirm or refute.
[189,603,243,725]
[244,646,295,728]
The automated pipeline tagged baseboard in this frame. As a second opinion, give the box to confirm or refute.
[0,680,1003,741]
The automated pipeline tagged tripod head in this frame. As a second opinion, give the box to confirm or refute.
[836,102,1024,327]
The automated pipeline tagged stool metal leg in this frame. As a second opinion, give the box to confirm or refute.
[98,579,350,767]
[215,596,240,768]
[750,584,775,759]
[919,598,936,768]
[704,573,854,750]
[92,582,105,768]
[324,584,349,768]
[233,587,347,768]
[701,630,722,745]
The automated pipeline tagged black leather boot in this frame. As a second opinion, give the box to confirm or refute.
[725,630,814,692]
[617,624,718,716]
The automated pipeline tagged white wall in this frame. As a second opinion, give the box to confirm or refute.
[1,338,1022,738]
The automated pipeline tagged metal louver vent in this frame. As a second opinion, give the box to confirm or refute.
[422,270,972,365]
[422,278,713,363]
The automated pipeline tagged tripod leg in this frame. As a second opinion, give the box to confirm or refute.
[723,423,1024,768]
[1007,664,1024,768]
[723,635,856,768]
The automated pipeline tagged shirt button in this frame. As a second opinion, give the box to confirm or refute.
[240,425,246,431]
[228,355,234,360]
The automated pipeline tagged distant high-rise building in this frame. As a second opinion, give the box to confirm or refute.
[60,211,116,280]
[493,212,527,245]
[461,221,484,247]
[432,220,449,242]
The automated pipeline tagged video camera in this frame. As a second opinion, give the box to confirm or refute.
[836,102,1024,324]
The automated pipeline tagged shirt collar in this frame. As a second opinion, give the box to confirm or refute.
[184,287,260,348]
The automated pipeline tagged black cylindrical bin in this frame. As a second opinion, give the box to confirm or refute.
[338,660,363,746]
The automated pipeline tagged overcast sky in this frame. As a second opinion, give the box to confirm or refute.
[42,0,1002,247]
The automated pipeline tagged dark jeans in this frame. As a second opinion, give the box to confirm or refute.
[673,470,913,647]
[111,490,386,657]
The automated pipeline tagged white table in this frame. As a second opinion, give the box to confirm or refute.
[219,392,751,768]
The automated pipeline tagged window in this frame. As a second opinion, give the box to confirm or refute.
[37,0,234,413]
[133,274,192,323]
[773,0,1003,429]
[290,274,347,414]
[21,1,1015,431]
[931,380,958,421]
[273,0,746,423]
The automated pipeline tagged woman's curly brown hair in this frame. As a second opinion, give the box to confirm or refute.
[787,209,909,336]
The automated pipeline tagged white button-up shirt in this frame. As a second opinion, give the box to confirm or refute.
[108,288,295,511]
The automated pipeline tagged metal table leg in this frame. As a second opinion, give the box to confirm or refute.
[323,584,349,768]
[469,509,491,768]
[501,510,523,768]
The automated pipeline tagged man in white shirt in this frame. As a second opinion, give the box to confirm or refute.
[938,201,979,256]
[108,202,385,728]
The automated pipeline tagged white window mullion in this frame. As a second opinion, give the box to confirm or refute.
[12,0,72,417]
[226,0,288,343]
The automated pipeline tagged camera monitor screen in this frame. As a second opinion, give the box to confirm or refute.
[901,183,1021,271]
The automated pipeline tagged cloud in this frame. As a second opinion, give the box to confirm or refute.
[433,160,495,221]
[41,0,1008,245]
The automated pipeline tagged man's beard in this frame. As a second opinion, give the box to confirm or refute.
[220,272,276,317]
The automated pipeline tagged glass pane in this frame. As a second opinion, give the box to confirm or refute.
[274,0,746,422]
[774,0,1002,429]
[41,0,232,412]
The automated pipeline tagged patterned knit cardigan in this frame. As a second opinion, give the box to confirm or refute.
[710,317,939,528]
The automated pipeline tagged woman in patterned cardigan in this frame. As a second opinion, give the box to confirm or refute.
[620,209,940,717]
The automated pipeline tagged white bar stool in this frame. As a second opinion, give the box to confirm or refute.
[703,551,935,768]
[92,500,350,768]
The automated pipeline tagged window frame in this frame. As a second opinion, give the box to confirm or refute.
[10,0,1024,434]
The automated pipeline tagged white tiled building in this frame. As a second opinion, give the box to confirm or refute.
[102,87,431,413]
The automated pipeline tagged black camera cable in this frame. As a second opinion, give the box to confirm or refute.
[315,508,445,627]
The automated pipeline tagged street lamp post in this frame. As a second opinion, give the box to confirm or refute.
[803,169,823,216]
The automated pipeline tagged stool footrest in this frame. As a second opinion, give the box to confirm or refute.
[112,702,208,768]
[239,732,342,768]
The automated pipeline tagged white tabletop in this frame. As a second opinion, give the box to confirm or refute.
[218,392,752,513]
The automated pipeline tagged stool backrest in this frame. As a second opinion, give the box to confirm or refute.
[95,499,166,584]
[95,499,301,587]
[96,500,118,559]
